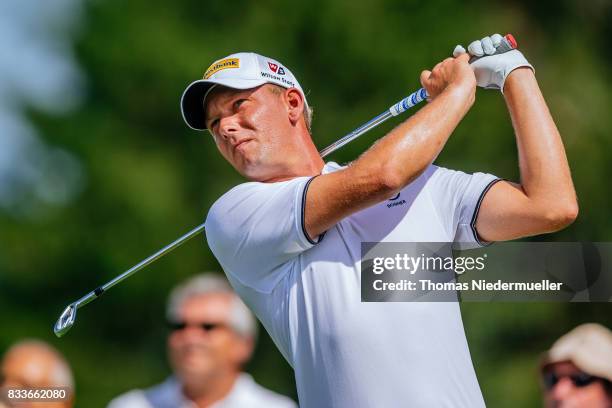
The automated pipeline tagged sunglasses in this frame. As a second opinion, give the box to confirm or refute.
[167,321,228,332]
[542,371,602,390]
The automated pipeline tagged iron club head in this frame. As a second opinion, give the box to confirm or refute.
[54,302,78,338]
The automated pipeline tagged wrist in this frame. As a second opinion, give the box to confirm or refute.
[445,79,476,109]
[503,66,536,95]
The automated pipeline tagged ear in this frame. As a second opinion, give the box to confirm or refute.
[284,88,305,125]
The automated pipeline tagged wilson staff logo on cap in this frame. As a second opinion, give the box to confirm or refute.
[180,52,308,131]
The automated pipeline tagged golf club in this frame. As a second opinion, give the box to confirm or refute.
[54,34,517,337]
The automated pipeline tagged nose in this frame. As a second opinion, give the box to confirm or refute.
[550,376,575,401]
[217,114,240,142]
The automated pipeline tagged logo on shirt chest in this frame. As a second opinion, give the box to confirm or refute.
[386,193,407,208]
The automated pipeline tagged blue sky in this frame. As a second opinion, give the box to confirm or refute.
[0,0,85,218]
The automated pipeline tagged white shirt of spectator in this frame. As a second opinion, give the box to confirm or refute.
[205,162,500,408]
[107,373,297,408]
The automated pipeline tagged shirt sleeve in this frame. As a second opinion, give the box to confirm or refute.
[205,177,317,293]
[429,166,502,249]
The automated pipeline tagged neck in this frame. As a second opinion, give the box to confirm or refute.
[263,131,326,183]
[263,159,325,182]
[182,371,240,408]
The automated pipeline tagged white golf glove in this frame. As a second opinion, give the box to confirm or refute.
[453,33,534,92]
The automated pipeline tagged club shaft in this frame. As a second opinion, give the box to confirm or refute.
[319,111,393,158]
[74,223,206,309]
[103,224,205,292]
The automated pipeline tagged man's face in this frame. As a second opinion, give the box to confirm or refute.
[543,361,612,408]
[204,84,300,181]
[1,346,72,408]
[167,293,252,386]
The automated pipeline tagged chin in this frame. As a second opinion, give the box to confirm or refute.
[177,362,216,380]
[240,163,270,181]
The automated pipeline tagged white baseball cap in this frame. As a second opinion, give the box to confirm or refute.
[181,52,308,131]
[542,323,612,382]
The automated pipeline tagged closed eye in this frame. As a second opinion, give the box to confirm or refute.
[208,118,219,131]
[233,98,247,110]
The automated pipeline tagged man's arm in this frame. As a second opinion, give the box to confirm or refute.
[305,54,476,239]
[475,68,578,241]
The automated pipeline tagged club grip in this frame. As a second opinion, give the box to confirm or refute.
[389,88,428,116]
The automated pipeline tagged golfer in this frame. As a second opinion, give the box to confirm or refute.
[180,34,578,407]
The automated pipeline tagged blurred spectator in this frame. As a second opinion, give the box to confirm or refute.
[541,323,612,408]
[108,273,296,408]
[0,339,75,408]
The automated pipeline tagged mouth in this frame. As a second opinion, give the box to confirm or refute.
[233,138,253,154]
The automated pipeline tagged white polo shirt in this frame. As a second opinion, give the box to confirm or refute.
[205,162,500,408]
[107,374,297,408]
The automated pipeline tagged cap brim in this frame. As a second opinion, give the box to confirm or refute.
[180,78,268,131]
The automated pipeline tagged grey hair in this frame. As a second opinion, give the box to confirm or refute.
[166,273,258,340]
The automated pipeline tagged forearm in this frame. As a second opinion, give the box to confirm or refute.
[504,68,577,214]
[349,82,474,194]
